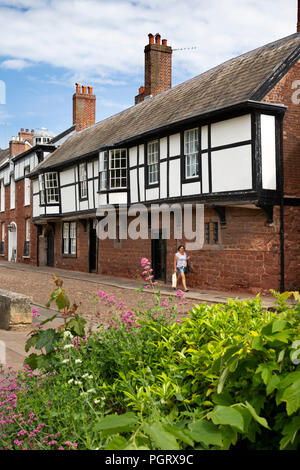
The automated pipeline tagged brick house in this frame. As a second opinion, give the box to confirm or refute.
[2,8,300,295]
[0,126,76,266]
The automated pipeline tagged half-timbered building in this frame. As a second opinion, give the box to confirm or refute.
[29,23,300,294]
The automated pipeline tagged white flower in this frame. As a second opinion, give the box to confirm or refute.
[75,359,82,364]
[88,375,93,380]
[87,389,96,394]
[68,378,74,384]
[94,399,100,404]
[63,344,74,350]
[80,392,87,396]
[82,373,89,379]
[62,359,69,364]
[74,380,82,386]
[63,331,74,340]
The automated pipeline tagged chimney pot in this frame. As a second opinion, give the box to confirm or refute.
[21,128,24,132]
[162,39,167,45]
[82,85,87,94]
[25,129,29,132]
[75,82,81,93]
[148,33,154,44]
[88,86,93,95]
[155,33,161,45]
[139,86,145,95]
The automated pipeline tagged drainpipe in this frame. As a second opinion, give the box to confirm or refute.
[279,116,285,293]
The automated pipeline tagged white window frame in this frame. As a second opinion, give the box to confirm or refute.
[184,128,199,179]
[39,174,45,205]
[63,222,77,255]
[109,149,127,189]
[99,151,108,191]
[147,140,159,185]
[44,172,59,204]
[79,163,88,200]
[24,167,31,206]
[10,176,15,210]
[0,180,4,212]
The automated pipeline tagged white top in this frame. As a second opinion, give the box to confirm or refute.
[176,252,187,268]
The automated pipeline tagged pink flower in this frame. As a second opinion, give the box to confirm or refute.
[161,301,168,307]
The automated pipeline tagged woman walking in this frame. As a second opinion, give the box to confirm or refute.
[173,245,190,292]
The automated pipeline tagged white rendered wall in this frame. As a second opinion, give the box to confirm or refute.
[211,145,252,192]
[261,114,277,190]
[211,114,251,148]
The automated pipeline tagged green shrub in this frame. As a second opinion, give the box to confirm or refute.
[0,264,299,450]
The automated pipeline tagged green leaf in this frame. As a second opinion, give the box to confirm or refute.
[25,334,40,353]
[164,424,194,447]
[143,423,179,450]
[94,413,138,436]
[280,416,300,450]
[105,435,128,450]
[266,375,280,395]
[67,315,86,337]
[272,319,287,333]
[252,336,264,351]
[209,406,244,433]
[280,379,300,416]
[256,364,272,385]
[23,353,38,370]
[245,402,270,429]
[188,420,223,447]
[217,367,229,394]
[35,329,57,354]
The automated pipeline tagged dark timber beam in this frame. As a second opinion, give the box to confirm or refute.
[210,205,226,226]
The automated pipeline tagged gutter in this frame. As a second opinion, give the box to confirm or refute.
[279,116,285,293]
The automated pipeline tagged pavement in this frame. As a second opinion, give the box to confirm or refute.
[0,260,280,371]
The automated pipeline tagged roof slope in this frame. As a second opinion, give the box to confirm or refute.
[0,148,10,168]
[36,33,300,171]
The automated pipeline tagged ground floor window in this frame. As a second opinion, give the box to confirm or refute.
[23,218,30,257]
[0,222,4,255]
[63,222,77,255]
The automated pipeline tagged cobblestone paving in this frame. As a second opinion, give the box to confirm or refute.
[0,265,195,331]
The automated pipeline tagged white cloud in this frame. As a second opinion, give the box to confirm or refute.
[1,58,32,70]
[0,0,297,85]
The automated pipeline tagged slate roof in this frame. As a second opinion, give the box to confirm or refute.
[34,33,300,172]
[0,148,10,168]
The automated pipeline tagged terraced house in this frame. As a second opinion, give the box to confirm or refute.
[2,11,300,295]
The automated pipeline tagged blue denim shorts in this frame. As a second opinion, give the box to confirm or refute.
[177,267,185,274]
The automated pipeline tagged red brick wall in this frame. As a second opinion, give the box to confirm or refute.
[73,86,96,132]
[263,59,300,198]
[262,59,300,292]
[95,207,284,295]
[52,221,89,272]
[0,179,36,264]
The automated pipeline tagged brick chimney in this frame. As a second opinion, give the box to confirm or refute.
[18,128,34,145]
[298,0,300,33]
[73,83,96,131]
[135,33,172,105]
[9,133,31,157]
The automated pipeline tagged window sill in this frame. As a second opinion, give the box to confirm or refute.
[23,255,30,259]
[62,254,77,258]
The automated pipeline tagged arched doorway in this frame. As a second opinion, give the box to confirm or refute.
[8,222,17,262]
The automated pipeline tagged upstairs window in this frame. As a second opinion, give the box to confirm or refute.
[63,222,77,255]
[24,167,31,206]
[44,172,59,204]
[79,163,88,200]
[184,128,199,179]
[109,149,127,189]
[10,176,15,210]
[39,174,45,205]
[99,151,108,191]
[147,140,159,185]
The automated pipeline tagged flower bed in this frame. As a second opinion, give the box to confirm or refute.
[1,259,299,450]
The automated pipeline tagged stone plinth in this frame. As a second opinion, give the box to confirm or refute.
[0,289,32,330]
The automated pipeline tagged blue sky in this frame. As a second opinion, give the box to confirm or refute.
[0,0,298,149]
